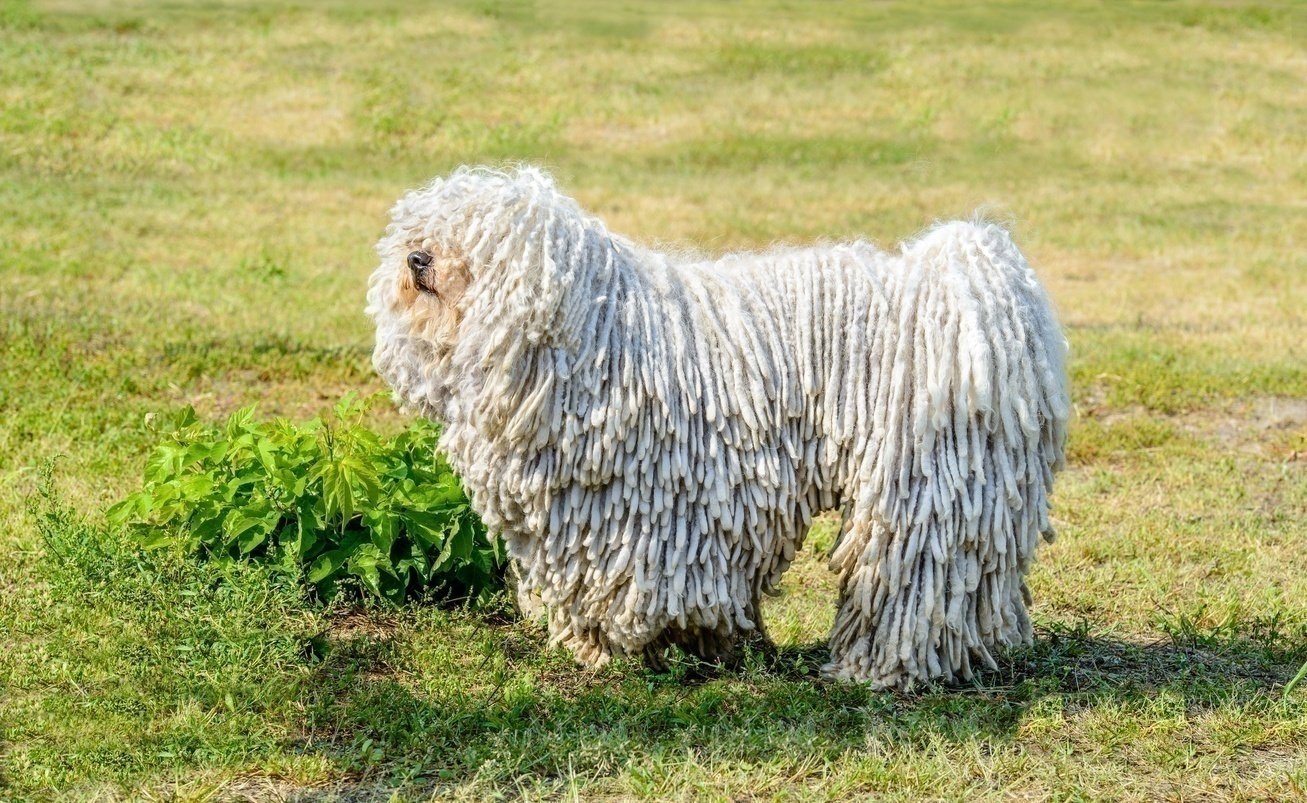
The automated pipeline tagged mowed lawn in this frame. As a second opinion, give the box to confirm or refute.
[2,0,1306,799]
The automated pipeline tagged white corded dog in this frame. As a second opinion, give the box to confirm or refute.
[368,166,1069,689]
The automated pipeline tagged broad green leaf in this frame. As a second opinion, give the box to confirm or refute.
[403,510,455,548]
[191,511,227,546]
[378,571,408,605]
[176,473,215,501]
[255,437,278,472]
[223,512,273,555]
[365,509,399,556]
[136,529,177,550]
[105,495,144,526]
[432,524,458,573]
[169,406,199,430]
[308,546,351,584]
[421,476,468,508]
[289,515,319,559]
[449,515,476,562]
[224,405,258,438]
[347,543,386,597]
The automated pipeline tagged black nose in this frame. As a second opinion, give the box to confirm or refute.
[407,251,432,272]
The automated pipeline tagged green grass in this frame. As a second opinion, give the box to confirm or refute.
[2,0,1305,799]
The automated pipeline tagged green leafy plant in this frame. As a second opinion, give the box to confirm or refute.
[107,397,504,605]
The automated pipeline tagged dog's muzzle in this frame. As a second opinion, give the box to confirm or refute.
[408,250,434,292]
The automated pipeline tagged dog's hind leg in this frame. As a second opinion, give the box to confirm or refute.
[824,494,1008,690]
[825,438,1054,690]
[823,222,1068,690]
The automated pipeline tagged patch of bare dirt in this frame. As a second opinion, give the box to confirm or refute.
[1079,394,1307,460]
[325,608,401,642]
[1178,396,1307,459]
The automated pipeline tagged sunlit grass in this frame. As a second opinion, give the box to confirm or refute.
[1,0,1305,798]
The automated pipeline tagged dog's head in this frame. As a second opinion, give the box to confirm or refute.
[366,166,578,417]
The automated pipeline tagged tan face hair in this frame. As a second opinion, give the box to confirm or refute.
[400,246,473,345]
[418,250,472,303]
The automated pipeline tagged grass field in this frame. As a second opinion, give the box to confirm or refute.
[2,0,1306,799]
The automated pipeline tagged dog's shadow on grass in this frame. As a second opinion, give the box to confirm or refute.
[294,613,1305,790]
